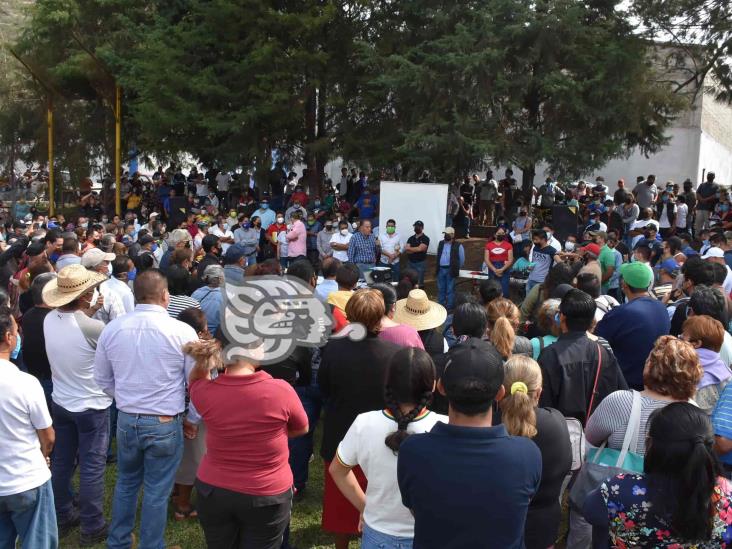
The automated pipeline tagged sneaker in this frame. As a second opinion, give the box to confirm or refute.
[58,513,80,538]
[80,523,108,547]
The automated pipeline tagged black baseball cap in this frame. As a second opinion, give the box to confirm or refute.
[442,337,505,405]
[139,234,155,245]
[413,220,424,227]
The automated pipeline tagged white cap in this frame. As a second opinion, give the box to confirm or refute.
[81,247,116,268]
[702,247,725,259]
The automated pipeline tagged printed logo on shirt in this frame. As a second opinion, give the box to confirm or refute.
[221,276,366,364]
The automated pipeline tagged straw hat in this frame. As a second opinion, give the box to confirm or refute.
[393,289,447,331]
[42,264,107,308]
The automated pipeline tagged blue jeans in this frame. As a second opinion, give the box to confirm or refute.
[108,400,118,459]
[356,262,376,280]
[38,378,53,418]
[108,412,184,549]
[0,480,57,549]
[51,403,109,534]
[288,385,322,491]
[361,523,413,549]
[408,260,426,286]
[489,261,510,297]
[437,267,456,310]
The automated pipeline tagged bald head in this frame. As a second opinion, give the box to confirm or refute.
[133,269,169,306]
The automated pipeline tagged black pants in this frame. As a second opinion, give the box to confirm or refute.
[195,480,292,549]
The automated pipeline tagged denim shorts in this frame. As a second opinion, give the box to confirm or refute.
[361,522,413,549]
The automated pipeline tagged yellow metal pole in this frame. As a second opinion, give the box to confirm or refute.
[115,84,121,216]
[47,96,55,217]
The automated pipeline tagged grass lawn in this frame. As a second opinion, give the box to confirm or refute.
[59,425,351,549]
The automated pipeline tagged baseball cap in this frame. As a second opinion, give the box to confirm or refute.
[138,234,155,246]
[443,227,455,236]
[580,243,601,256]
[413,220,424,227]
[81,247,116,268]
[148,212,159,218]
[620,262,653,290]
[442,338,505,402]
[224,246,246,264]
[658,258,680,276]
[702,247,725,259]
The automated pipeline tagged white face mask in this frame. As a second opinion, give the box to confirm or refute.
[340,228,349,236]
[352,222,358,230]
[276,217,284,224]
[565,241,576,252]
[107,263,113,275]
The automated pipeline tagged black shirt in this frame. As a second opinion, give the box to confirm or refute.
[459,183,475,205]
[406,233,430,262]
[261,346,313,386]
[318,336,401,461]
[21,307,52,380]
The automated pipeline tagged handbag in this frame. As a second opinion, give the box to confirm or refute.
[565,343,603,471]
[568,389,645,511]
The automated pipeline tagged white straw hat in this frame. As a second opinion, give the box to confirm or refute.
[393,289,447,331]
[42,264,107,308]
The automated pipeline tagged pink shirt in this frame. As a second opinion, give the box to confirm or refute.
[378,324,425,349]
[190,371,308,495]
[286,219,307,258]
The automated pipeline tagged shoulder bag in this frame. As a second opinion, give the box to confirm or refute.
[568,389,645,511]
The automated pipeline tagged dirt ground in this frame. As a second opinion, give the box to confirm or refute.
[418,236,489,299]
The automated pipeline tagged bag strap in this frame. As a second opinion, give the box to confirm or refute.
[586,343,603,420]
[539,337,545,352]
[616,390,643,467]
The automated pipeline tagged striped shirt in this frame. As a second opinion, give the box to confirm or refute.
[585,390,673,455]
[713,383,732,465]
[167,295,201,319]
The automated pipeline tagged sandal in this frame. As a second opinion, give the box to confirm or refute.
[174,506,198,521]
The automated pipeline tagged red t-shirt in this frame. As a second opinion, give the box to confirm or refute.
[190,371,308,496]
[291,191,309,206]
[485,240,511,263]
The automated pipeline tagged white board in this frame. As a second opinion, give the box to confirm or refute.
[379,181,448,255]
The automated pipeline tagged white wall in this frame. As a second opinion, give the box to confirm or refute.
[698,131,732,188]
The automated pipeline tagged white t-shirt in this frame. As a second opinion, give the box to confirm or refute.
[277,230,289,258]
[336,409,447,537]
[210,225,234,253]
[675,203,688,228]
[379,232,403,264]
[330,231,352,261]
[196,182,209,197]
[45,310,112,412]
[216,172,230,192]
[724,266,732,296]
[0,359,52,496]
[659,206,673,229]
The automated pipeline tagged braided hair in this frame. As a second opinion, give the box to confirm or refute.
[383,347,436,453]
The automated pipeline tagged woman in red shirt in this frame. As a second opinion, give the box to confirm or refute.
[484,228,514,297]
[185,338,308,549]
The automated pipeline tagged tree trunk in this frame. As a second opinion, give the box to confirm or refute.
[315,82,328,195]
[521,164,535,207]
[303,81,317,196]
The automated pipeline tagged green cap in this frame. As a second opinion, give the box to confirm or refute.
[620,262,652,290]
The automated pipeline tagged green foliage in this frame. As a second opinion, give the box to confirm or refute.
[0,0,687,187]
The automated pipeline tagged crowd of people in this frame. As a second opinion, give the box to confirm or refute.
[2,164,732,549]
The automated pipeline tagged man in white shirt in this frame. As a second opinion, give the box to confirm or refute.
[94,270,198,549]
[42,264,111,544]
[215,170,231,209]
[702,247,732,295]
[210,218,235,254]
[379,218,404,279]
[195,174,209,205]
[330,220,353,262]
[0,308,57,549]
[107,256,135,313]
[80,248,126,324]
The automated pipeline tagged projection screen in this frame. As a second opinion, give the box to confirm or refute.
[378,181,448,255]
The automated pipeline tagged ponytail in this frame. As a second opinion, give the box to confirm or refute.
[183,338,223,383]
[491,316,515,359]
[384,387,432,453]
[672,438,717,540]
[499,355,542,438]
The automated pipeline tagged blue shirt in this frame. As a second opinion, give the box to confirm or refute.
[347,232,378,264]
[527,245,556,283]
[595,297,670,390]
[397,422,542,549]
[190,286,223,334]
[355,193,379,221]
[315,279,338,302]
[713,383,732,465]
[255,208,276,231]
[439,241,465,267]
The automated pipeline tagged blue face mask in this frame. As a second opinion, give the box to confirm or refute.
[703,239,710,246]
[11,333,21,360]
[260,203,269,210]
[151,243,158,252]
[127,267,137,281]
[662,196,669,203]
[242,222,251,229]
[554,312,561,327]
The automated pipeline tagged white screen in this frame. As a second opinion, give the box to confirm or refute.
[378,181,448,255]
